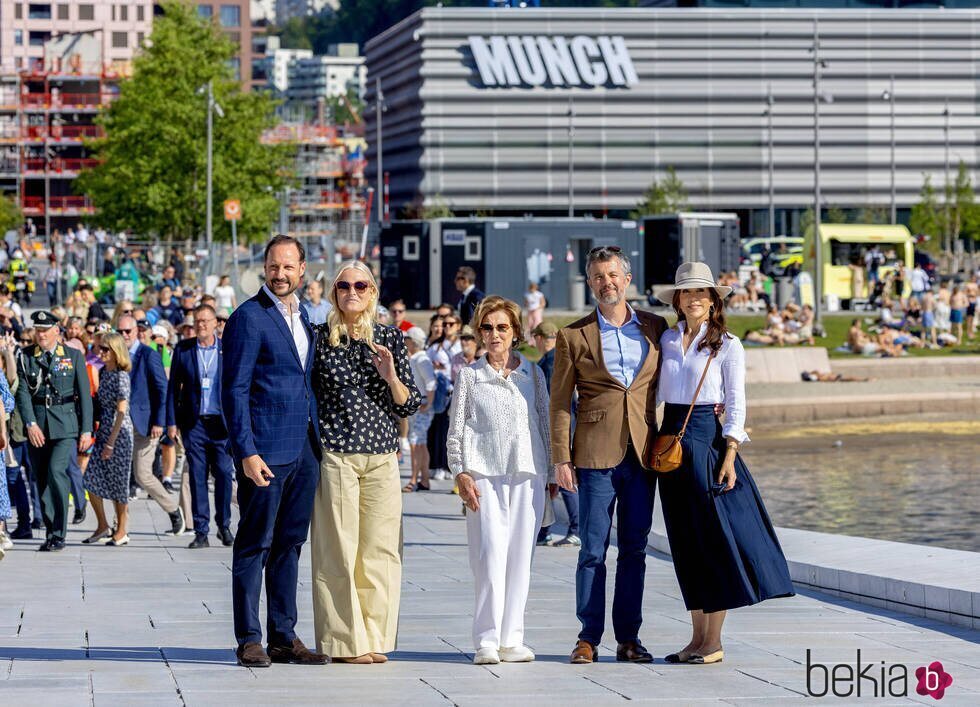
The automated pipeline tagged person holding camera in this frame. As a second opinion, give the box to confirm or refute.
[654,262,794,666]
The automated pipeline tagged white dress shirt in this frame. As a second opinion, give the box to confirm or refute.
[446,354,552,480]
[657,321,750,444]
[262,284,309,370]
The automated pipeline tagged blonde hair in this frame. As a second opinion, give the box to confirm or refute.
[325,260,379,349]
[102,332,132,372]
[472,295,525,348]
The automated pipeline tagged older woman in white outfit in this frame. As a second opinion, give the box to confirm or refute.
[447,295,553,666]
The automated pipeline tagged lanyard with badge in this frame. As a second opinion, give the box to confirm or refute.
[198,345,217,395]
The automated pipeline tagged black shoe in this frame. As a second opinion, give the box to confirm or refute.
[31,519,43,530]
[188,534,209,549]
[162,479,176,494]
[39,538,65,552]
[169,508,185,535]
[218,527,235,547]
[72,507,86,524]
[11,526,33,540]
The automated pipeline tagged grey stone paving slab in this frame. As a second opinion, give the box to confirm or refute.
[1,464,979,705]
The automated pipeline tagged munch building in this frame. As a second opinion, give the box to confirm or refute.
[364,6,980,236]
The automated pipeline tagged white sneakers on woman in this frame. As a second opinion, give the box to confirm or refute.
[473,647,500,665]
[499,645,535,662]
[473,645,536,664]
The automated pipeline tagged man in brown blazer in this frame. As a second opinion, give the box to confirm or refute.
[551,246,667,665]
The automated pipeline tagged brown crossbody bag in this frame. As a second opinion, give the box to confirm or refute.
[647,351,716,473]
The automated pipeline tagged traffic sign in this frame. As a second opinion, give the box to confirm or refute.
[223,199,241,221]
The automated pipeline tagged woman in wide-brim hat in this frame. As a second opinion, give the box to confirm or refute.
[654,262,793,665]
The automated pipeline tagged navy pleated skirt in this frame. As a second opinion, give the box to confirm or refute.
[658,404,795,613]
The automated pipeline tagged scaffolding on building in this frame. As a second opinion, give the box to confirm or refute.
[261,122,368,261]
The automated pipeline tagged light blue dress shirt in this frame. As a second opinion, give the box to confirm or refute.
[197,341,221,416]
[597,305,649,388]
[302,298,332,326]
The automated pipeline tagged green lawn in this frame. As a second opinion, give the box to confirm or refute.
[526,311,980,360]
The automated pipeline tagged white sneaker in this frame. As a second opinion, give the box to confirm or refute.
[473,647,500,665]
[0,531,12,551]
[499,645,535,662]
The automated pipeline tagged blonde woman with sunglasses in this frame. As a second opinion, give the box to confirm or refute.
[310,260,421,664]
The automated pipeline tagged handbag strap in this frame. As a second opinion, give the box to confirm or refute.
[676,349,717,440]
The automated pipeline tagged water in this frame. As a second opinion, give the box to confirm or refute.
[740,418,980,552]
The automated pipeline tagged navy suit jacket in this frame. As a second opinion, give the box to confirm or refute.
[166,337,227,435]
[128,343,168,437]
[459,287,485,327]
[221,287,319,466]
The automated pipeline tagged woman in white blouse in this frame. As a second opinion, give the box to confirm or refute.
[654,262,794,666]
[447,295,553,666]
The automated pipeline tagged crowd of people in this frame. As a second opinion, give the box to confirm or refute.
[1,234,796,676]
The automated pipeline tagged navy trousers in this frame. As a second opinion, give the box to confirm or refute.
[12,441,41,523]
[232,429,319,647]
[184,417,234,536]
[67,446,86,513]
[575,449,656,645]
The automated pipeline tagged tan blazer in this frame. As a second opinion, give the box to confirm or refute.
[550,308,668,470]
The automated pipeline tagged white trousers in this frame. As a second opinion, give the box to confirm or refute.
[467,472,545,651]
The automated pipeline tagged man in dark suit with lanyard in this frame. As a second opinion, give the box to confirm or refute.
[454,266,485,326]
[166,304,235,550]
[222,235,327,668]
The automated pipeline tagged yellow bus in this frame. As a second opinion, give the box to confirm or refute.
[803,223,913,306]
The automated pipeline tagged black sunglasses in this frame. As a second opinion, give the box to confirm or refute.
[587,245,623,256]
[99,345,111,353]
[336,281,370,292]
[117,327,134,335]
[479,323,511,334]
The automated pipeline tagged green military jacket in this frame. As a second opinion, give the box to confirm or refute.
[15,343,93,440]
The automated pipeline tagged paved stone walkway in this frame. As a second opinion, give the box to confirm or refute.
[2,469,979,706]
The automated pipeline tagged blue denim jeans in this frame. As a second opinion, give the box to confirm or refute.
[575,450,656,645]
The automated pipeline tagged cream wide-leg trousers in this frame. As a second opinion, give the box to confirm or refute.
[467,472,546,651]
[311,450,402,657]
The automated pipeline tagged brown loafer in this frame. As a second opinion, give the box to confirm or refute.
[570,639,598,664]
[236,642,272,668]
[616,640,653,663]
[267,638,329,665]
[332,654,374,664]
[369,652,389,663]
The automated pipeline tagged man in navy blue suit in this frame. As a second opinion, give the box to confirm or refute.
[221,235,327,669]
[455,266,485,326]
[117,315,184,535]
[166,304,235,550]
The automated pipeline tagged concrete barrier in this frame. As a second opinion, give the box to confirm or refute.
[832,354,980,380]
[748,389,980,424]
[649,499,980,629]
[745,347,831,383]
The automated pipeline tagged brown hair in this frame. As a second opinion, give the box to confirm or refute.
[671,288,730,355]
[472,295,524,348]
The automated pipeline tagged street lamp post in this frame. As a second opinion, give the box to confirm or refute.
[812,20,825,328]
[765,85,775,238]
[884,76,896,224]
[201,80,223,278]
[568,95,575,218]
[376,77,384,225]
[942,100,950,255]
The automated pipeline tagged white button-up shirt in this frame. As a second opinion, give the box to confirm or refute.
[446,354,552,480]
[657,321,750,443]
[262,285,309,370]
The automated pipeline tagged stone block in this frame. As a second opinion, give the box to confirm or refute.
[924,585,951,612]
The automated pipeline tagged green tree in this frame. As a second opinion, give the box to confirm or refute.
[856,203,889,224]
[909,174,943,253]
[77,1,291,243]
[327,86,365,125]
[826,205,848,224]
[631,166,688,218]
[421,194,454,219]
[0,193,21,234]
[950,160,980,246]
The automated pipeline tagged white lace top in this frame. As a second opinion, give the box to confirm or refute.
[656,321,750,444]
[446,354,553,480]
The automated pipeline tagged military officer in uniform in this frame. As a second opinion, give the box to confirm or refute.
[15,311,93,551]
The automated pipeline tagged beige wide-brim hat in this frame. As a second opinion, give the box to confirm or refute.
[654,261,733,305]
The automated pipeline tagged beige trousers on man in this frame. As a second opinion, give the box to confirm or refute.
[132,429,177,515]
[312,450,402,657]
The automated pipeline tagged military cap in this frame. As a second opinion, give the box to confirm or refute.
[31,310,60,329]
